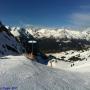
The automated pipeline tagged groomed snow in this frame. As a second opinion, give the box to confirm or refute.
[0,55,90,90]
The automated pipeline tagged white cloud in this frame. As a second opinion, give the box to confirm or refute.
[69,4,90,28]
[70,12,90,28]
[71,13,90,22]
[80,5,90,9]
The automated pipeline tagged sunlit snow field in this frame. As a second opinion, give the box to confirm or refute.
[0,54,90,90]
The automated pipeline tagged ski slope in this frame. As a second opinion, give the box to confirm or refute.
[47,50,90,71]
[0,55,90,90]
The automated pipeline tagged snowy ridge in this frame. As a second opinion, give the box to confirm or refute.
[0,23,22,56]
[10,27,21,37]
[0,55,90,90]
[10,26,90,40]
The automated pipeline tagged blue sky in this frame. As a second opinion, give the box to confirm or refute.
[0,0,90,28]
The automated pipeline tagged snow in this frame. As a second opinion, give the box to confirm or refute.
[10,27,20,37]
[25,28,83,39]
[1,25,90,90]
[0,31,21,56]
[70,61,90,72]
[47,49,90,71]
[10,26,90,41]
[0,55,90,90]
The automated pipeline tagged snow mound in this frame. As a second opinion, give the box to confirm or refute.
[0,55,90,90]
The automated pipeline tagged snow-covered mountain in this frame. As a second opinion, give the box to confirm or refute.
[10,26,90,41]
[10,26,90,53]
[0,22,23,56]
[8,24,90,41]
[25,27,90,40]
[26,28,82,39]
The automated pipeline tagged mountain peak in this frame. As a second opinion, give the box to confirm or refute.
[0,23,23,56]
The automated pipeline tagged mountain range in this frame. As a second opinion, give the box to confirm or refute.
[9,26,90,53]
[10,26,90,40]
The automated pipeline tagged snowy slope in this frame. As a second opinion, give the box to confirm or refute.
[0,55,90,90]
[69,59,90,72]
[10,27,21,37]
[47,49,90,71]
[0,23,22,56]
